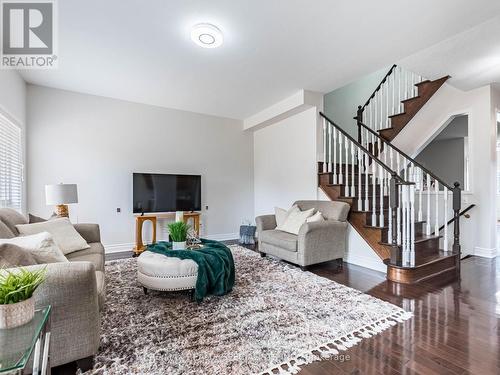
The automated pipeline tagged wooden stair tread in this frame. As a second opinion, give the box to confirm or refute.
[385,251,457,270]
[379,234,441,247]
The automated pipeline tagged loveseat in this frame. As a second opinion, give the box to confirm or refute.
[0,208,104,370]
[256,200,350,269]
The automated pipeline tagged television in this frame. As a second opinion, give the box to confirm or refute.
[133,173,201,214]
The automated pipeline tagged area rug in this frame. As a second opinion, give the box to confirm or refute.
[86,246,411,375]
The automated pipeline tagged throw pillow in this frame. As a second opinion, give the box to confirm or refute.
[0,232,68,264]
[29,213,46,223]
[16,218,90,255]
[0,243,38,268]
[307,211,325,223]
[279,207,315,235]
[275,205,298,228]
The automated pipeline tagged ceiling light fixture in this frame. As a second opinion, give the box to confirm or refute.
[191,23,223,48]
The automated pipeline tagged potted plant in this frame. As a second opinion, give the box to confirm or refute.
[168,221,190,250]
[0,267,46,329]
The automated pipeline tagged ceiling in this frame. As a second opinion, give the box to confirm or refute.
[20,0,500,120]
[400,15,500,90]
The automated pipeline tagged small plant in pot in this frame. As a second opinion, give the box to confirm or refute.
[168,221,190,250]
[0,267,46,329]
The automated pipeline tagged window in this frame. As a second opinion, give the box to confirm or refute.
[0,112,23,211]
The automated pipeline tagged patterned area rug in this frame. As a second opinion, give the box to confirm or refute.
[86,246,411,375]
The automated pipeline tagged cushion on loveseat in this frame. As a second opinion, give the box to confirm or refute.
[65,243,105,272]
[259,229,298,252]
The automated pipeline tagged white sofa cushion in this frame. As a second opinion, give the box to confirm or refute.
[307,211,325,223]
[279,207,315,235]
[16,218,90,255]
[0,232,68,264]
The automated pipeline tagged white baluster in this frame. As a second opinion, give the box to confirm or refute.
[379,164,384,227]
[338,133,343,185]
[434,179,439,235]
[374,94,378,131]
[351,141,355,197]
[418,168,423,222]
[328,123,332,172]
[358,150,362,210]
[410,184,415,266]
[345,136,349,196]
[397,183,402,245]
[392,71,396,115]
[398,67,403,113]
[332,128,337,184]
[426,173,431,235]
[388,148,394,241]
[364,153,369,211]
[443,186,449,251]
[372,155,377,226]
[402,185,407,262]
[323,118,327,172]
[386,79,390,128]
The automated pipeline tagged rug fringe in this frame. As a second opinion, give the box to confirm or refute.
[257,309,412,375]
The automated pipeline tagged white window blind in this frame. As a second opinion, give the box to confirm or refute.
[0,112,23,212]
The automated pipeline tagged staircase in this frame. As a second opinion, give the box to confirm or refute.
[319,65,462,284]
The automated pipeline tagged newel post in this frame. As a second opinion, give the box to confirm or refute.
[389,175,401,265]
[356,105,363,144]
[452,182,461,255]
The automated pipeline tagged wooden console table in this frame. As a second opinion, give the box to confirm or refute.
[133,212,201,256]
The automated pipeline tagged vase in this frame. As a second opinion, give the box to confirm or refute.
[0,297,35,329]
[172,241,187,250]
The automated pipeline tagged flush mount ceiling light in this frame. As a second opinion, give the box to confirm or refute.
[191,23,223,48]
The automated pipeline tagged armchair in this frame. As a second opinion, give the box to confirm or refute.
[256,200,350,270]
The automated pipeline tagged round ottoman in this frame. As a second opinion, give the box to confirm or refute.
[137,251,198,297]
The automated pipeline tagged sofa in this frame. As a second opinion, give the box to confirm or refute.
[0,208,104,371]
[256,200,350,270]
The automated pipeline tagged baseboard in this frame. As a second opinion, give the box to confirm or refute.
[103,232,239,253]
[345,251,387,273]
[474,246,498,258]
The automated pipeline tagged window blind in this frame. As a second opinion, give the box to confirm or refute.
[0,112,23,212]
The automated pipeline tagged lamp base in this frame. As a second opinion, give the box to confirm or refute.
[55,204,69,218]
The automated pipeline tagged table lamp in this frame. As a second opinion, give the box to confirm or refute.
[45,183,78,217]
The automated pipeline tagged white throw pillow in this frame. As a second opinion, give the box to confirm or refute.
[16,218,90,255]
[279,207,315,235]
[307,211,325,223]
[0,232,68,264]
[275,205,298,229]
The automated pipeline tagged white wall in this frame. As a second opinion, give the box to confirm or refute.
[393,84,497,257]
[323,67,388,138]
[27,85,254,250]
[0,71,27,213]
[253,107,319,216]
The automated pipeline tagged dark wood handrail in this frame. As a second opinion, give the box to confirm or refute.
[439,204,475,232]
[360,64,397,111]
[319,112,412,185]
[357,122,454,191]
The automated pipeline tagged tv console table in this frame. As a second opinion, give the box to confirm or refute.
[134,212,201,256]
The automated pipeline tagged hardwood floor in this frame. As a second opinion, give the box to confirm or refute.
[57,245,500,374]
[301,256,500,374]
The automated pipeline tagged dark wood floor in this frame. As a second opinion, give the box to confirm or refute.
[57,245,500,375]
[301,256,500,375]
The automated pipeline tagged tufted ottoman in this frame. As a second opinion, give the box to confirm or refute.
[137,251,198,298]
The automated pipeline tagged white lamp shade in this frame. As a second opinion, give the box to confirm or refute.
[45,184,78,205]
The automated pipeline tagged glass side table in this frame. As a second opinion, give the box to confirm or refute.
[0,306,51,375]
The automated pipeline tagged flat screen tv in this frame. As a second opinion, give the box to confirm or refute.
[133,173,201,213]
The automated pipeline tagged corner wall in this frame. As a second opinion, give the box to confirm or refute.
[253,107,319,215]
[26,85,254,250]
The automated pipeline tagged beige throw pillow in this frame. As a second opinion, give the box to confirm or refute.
[307,211,325,223]
[0,243,38,268]
[279,207,315,235]
[275,205,299,229]
[0,232,68,264]
[16,218,90,255]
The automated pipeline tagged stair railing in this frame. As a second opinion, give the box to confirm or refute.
[320,112,419,267]
[356,121,462,260]
[356,64,424,142]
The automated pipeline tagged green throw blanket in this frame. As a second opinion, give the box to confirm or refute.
[146,239,235,302]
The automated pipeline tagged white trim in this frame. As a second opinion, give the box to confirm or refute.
[474,246,498,258]
[103,232,239,253]
[345,251,387,274]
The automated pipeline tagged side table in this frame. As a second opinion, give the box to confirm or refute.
[0,306,52,375]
